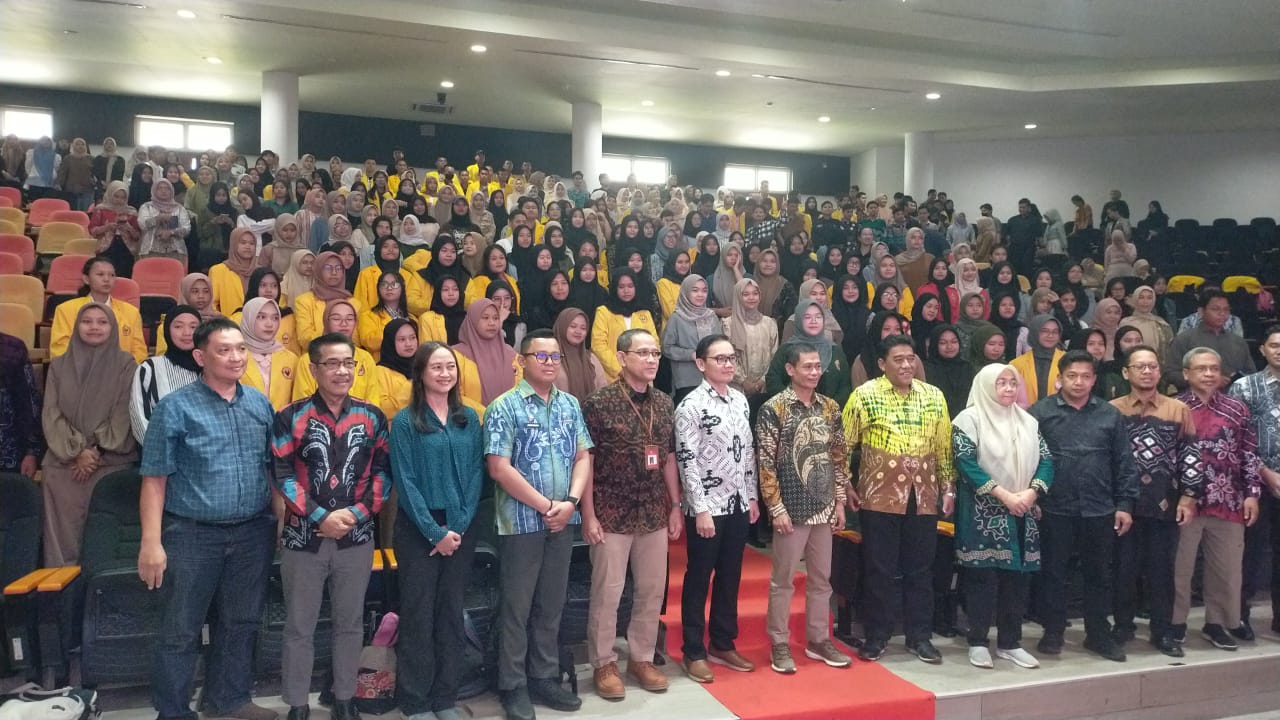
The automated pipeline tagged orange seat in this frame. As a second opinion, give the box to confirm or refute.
[49,209,90,230]
[46,254,91,295]
[35,221,87,257]
[0,234,35,272]
[0,274,45,318]
[0,252,22,275]
[0,220,20,236]
[132,257,184,300]
[0,196,12,207]
[0,206,24,229]
[113,277,141,308]
[27,198,70,227]
[63,237,99,257]
[0,187,21,207]
[0,302,38,357]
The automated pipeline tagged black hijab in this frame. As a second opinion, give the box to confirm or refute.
[243,268,292,317]
[517,247,557,316]
[922,324,974,419]
[127,164,153,208]
[324,240,361,292]
[377,318,416,380]
[564,208,592,251]
[373,235,401,275]
[429,276,467,345]
[910,292,945,355]
[489,193,510,231]
[207,182,239,247]
[507,228,539,281]
[925,257,955,322]
[986,261,1021,301]
[662,249,691,284]
[860,311,909,381]
[830,274,870,361]
[989,293,1024,362]
[691,234,720,279]
[162,305,203,375]
[605,268,646,316]
[819,246,844,284]
[567,258,609,320]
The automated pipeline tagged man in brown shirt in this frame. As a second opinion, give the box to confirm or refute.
[581,329,683,700]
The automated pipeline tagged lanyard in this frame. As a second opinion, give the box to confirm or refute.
[625,391,655,444]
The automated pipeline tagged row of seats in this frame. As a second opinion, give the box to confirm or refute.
[0,195,88,229]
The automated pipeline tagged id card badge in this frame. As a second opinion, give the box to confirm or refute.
[644,445,660,470]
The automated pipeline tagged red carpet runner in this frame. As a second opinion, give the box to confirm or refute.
[661,540,935,720]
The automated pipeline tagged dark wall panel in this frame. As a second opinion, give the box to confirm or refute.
[0,85,848,191]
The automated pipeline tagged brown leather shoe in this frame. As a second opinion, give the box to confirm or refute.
[594,661,625,700]
[627,660,669,692]
[681,656,714,683]
[708,647,755,672]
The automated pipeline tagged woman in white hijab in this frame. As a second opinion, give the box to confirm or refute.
[951,364,1054,671]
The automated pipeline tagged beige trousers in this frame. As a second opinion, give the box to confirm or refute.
[767,522,834,646]
[1173,515,1244,627]
[588,528,669,667]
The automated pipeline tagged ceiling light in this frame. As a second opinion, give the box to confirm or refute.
[128,3,146,8]
[440,80,454,88]
[715,69,731,77]
[766,75,783,80]
[62,29,78,34]
[204,56,222,64]
[925,92,941,100]
[470,44,487,53]
[750,73,765,78]
[176,9,196,19]
[641,100,654,107]
[817,116,831,123]
[870,106,877,110]
[1024,123,1038,130]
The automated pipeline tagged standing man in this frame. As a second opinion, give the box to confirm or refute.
[757,343,851,674]
[1003,198,1043,277]
[1174,347,1263,650]
[581,329,682,700]
[567,171,590,209]
[676,334,758,683]
[1030,350,1138,662]
[1110,345,1203,657]
[486,329,593,720]
[271,334,391,720]
[842,335,955,663]
[1230,325,1280,636]
[138,318,278,720]
[1165,289,1255,390]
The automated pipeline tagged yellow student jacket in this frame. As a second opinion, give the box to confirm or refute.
[50,296,147,363]
[291,346,379,403]
[240,348,298,410]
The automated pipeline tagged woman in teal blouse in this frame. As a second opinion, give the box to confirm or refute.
[952,363,1054,671]
[390,342,485,720]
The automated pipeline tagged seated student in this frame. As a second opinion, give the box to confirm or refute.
[232,268,299,354]
[591,269,659,382]
[238,298,297,410]
[408,236,468,313]
[464,245,522,311]
[356,271,412,359]
[418,275,467,346]
[486,280,527,350]
[656,250,692,328]
[294,250,363,351]
[453,298,521,407]
[152,272,226,354]
[208,227,265,315]
[50,256,148,363]
[373,318,418,422]
[765,299,852,408]
[1009,314,1065,408]
[355,233,416,311]
[42,303,138,566]
[291,299,378,403]
[130,307,202,444]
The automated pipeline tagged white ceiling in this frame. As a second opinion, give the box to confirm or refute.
[4,0,1280,154]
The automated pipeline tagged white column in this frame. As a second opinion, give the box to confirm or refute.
[571,101,603,189]
[261,71,299,162]
[903,131,935,200]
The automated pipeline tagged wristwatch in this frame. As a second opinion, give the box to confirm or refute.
[567,495,580,507]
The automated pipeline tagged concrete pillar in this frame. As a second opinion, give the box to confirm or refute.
[903,131,935,200]
[261,71,299,162]
[571,101,603,190]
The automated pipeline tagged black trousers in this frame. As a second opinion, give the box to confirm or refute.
[1038,513,1114,641]
[965,567,1031,649]
[681,505,749,659]
[1242,493,1280,620]
[393,511,477,714]
[1114,517,1177,639]
[860,497,936,645]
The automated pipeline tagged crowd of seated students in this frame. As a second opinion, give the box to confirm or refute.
[3,139,1280,719]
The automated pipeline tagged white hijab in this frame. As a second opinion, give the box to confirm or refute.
[951,364,1041,493]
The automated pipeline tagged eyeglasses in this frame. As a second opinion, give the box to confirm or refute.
[704,354,736,366]
[624,350,662,360]
[1127,363,1159,373]
[321,264,344,272]
[378,280,402,289]
[522,351,563,365]
[317,359,357,371]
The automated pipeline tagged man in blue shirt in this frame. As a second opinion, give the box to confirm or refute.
[138,318,277,720]
[486,329,593,720]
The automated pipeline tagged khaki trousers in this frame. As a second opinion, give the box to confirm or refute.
[1173,515,1244,627]
[767,523,834,646]
[588,528,669,667]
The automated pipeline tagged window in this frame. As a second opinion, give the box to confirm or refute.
[0,107,53,140]
[600,154,669,185]
[723,164,792,193]
[135,115,234,151]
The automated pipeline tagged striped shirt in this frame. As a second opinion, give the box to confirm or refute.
[129,355,200,446]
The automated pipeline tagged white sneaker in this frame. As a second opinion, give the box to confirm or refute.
[997,647,1040,668]
[968,646,993,668]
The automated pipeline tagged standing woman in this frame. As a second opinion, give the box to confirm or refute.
[1118,285,1174,363]
[279,249,316,311]
[591,269,659,382]
[373,318,419,421]
[56,138,96,211]
[464,245,521,310]
[656,250,692,328]
[726,278,778,415]
[663,275,722,405]
[552,307,607,404]
[237,297,296,410]
[41,303,138,566]
[89,180,140,278]
[137,178,191,268]
[129,306,201,444]
[711,242,745,316]
[452,298,519,407]
[418,276,467,346]
[923,325,975,419]
[126,161,151,209]
[294,250,360,351]
[389,342,485,720]
[865,253,914,319]
[196,182,239,269]
[784,279,844,344]
[952,364,1054,670]
[208,227,262,314]
[92,137,126,189]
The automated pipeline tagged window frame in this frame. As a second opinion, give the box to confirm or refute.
[600,153,670,185]
[722,163,792,193]
[0,106,54,140]
[135,114,234,152]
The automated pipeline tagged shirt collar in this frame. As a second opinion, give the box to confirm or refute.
[517,379,559,403]
[698,380,732,402]
[310,391,353,418]
[1053,393,1099,410]
[1119,392,1162,413]
[196,378,244,404]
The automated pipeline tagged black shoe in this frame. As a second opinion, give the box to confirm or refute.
[1111,626,1135,644]
[1083,636,1127,662]
[1229,621,1255,642]
[1169,623,1187,645]
[1202,624,1239,651]
[500,687,536,720]
[317,688,334,708]
[1036,634,1063,655]
[1152,635,1184,657]
[858,639,887,662]
[331,699,360,720]
[286,706,309,720]
[908,640,943,664]
[528,677,582,712]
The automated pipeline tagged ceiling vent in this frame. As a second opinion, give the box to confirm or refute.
[411,102,454,115]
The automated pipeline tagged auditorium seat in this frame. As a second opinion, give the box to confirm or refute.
[0,234,36,273]
[27,198,70,227]
[132,257,183,326]
[35,222,88,261]
[44,254,91,318]
[0,302,42,363]
[0,252,23,275]
[0,220,20,237]
[0,274,45,321]
[0,474,44,679]
[48,210,90,230]
[0,196,12,207]
[62,237,98,257]
[112,277,141,308]
[0,207,25,230]
[0,187,21,207]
